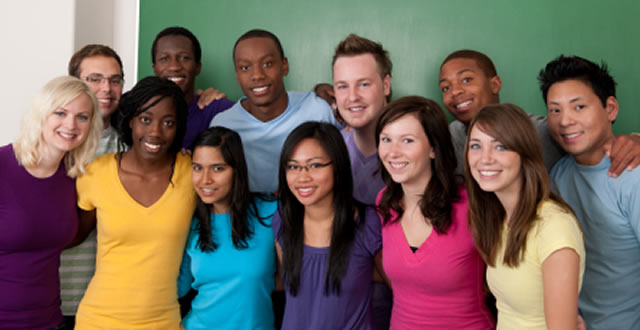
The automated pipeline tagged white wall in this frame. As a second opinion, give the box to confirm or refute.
[0,0,138,145]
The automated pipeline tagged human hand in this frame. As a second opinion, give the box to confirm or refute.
[604,133,640,177]
[196,88,227,109]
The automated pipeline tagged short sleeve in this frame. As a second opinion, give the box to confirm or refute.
[360,207,382,256]
[621,173,640,242]
[177,247,194,298]
[534,204,585,264]
[76,167,96,211]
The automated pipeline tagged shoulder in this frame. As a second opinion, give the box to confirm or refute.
[210,99,245,124]
[532,200,584,261]
[291,91,332,113]
[253,195,278,221]
[83,153,116,177]
[550,154,574,177]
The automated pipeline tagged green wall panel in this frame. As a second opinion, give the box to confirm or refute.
[138,0,639,134]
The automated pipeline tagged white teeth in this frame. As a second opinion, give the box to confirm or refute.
[457,100,471,109]
[349,106,365,112]
[390,162,407,169]
[168,77,183,83]
[201,188,215,194]
[144,142,160,151]
[298,187,313,193]
[252,86,268,92]
[480,170,499,176]
[59,132,75,139]
[564,133,581,139]
[97,98,112,104]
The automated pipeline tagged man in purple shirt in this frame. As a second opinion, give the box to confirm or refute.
[332,34,390,205]
[151,26,234,149]
[332,33,392,330]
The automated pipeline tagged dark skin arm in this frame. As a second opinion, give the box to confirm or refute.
[604,133,640,177]
[195,88,227,109]
[66,208,97,249]
[313,83,345,126]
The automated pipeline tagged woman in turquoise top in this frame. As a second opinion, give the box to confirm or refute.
[178,126,277,329]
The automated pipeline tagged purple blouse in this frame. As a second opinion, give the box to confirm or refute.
[0,144,77,329]
[273,207,382,330]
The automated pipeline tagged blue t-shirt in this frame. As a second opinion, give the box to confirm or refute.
[210,91,339,193]
[273,207,382,330]
[177,197,277,330]
[551,155,640,330]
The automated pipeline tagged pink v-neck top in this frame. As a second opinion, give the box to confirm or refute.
[377,186,495,329]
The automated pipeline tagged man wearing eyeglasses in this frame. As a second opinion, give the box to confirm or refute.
[61,44,125,329]
[68,44,124,155]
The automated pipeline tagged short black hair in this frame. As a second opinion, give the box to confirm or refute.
[441,49,498,78]
[152,26,202,64]
[233,29,285,61]
[538,55,616,107]
[111,76,188,155]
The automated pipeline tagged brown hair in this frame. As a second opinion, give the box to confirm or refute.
[68,44,124,79]
[464,103,573,267]
[333,34,392,102]
[376,96,459,234]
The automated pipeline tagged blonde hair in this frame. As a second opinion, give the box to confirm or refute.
[13,76,102,178]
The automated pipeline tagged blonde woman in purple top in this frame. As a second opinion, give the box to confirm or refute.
[0,76,101,329]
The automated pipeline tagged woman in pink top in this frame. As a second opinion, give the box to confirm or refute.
[375,96,495,329]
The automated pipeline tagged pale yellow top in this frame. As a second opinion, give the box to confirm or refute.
[487,200,585,330]
[75,153,196,329]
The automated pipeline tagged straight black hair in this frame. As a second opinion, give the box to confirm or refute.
[276,121,366,296]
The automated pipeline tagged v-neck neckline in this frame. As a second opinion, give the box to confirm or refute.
[112,154,175,212]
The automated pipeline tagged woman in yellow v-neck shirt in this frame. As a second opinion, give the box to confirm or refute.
[72,77,196,329]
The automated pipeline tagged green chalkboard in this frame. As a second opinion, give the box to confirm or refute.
[138,0,639,134]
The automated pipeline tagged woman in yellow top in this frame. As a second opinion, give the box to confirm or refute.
[465,104,585,330]
[73,76,196,329]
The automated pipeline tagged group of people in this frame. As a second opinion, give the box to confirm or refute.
[1,24,639,330]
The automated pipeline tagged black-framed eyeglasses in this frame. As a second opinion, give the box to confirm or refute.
[286,161,332,174]
[83,74,124,87]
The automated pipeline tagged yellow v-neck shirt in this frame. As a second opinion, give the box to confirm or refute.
[75,153,196,329]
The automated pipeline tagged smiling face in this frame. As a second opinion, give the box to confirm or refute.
[439,58,501,125]
[285,138,334,208]
[153,35,201,101]
[333,54,390,131]
[233,37,289,119]
[129,96,177,160]
[378,113,435,190]
[192,145,233,213]
[42,93,94,157]
[78,55,123,123]
[467,125,522,199]
[546,79,618,165]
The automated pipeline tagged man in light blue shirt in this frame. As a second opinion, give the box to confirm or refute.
[540,55,640,329]
[211,29,338,193]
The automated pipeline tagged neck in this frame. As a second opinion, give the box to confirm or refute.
[352,122,378,157]
[242,92,289,122]
[185,89,195,105]
[574,131,612,165]
[26,146,65,178]
[102,116,110,129]
[122,148,174,173]
[496,190,519,225]
[401,177,430,210]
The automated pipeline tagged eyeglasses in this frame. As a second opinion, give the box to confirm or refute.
[286,161,332,174]
[83,74,124,87]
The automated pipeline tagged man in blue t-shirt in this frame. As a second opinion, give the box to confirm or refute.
[539,55,640,329]
[151,26,234,149]
[211,29,339,194]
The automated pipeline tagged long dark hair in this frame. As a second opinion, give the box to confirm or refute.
[375,96,460,234]
[465,104,574,267]
[276,121,365,296]
[192,126,274,252]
